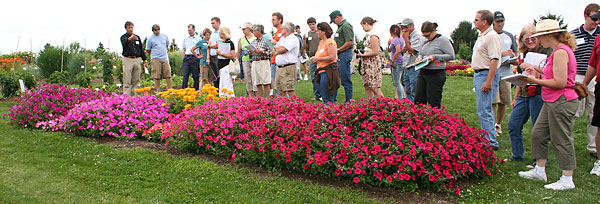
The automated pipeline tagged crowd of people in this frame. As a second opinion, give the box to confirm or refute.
[119,5,600,191]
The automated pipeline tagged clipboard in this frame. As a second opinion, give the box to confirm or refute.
[407,59,430,71]
[501,74,529,87]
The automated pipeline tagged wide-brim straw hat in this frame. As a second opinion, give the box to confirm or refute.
[531,19,566,37]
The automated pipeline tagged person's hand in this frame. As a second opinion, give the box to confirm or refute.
[256,49,264,54]
[216,50,221,56]
[390,62,395,67]
[428,56,434,61]
[524,74,538,84]
[270,39,277,45]
[128,34,138,41]
[511,99,516,108]
[197,54,204,59]
[143,61,148,68]
[309,57,317,63]
[408,48,417,55]
[502,49,515,57]
[206,57,210,63]
[481,80,492,92]
[415,57,422,63]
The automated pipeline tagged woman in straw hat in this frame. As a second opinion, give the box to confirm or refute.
[517,19,579,190]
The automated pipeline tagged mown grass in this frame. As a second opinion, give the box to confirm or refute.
[2,74,599,203]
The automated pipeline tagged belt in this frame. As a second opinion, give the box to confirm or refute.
[277,63,295,68]
[124,56,138,59]
[185,55,194,57]
[337,49,350,53]
[474,69,489,73]
[252,57,269,61]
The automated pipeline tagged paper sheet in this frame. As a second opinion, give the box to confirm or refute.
[218,42,231,60]
[501,74,529,87]
[219,65,235,97]
[524,52,547,68]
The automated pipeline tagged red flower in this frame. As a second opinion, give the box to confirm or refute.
[353,177,360,183]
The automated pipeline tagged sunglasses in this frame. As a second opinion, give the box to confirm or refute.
[422,33,431,38]
[474,18,480,22]
[591,16,599,21]
[153,29,160,31]
[523,36,537,43]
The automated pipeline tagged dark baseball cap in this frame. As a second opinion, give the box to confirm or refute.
[329,10,342,23]
[494,11,505,21]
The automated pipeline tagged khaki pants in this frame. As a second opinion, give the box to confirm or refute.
[575,74,597,153]
[122,57,141,96]
[531,95,578,170]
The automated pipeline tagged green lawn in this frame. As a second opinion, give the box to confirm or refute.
[2,74,599,203]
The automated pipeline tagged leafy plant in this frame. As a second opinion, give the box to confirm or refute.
[450,21,478,61]
[48,71,69,84]
[533,12,568,29]
[168,51,184,76]
[37,44,70,78]
[75,71,92,87]
[102,54,114,84]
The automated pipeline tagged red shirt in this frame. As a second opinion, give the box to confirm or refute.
[589,35,600,82]
[271,28,283,64]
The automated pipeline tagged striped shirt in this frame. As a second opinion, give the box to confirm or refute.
[570,25,600,74]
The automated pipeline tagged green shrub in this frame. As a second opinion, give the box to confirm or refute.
[0,70,18,97]
[48,71,69,84]
[66,53,86,76]
[37,44,70,78]
[168,51,184,76]
[75,71,92,87]
[101,54,114,84]
[13,69,37,89]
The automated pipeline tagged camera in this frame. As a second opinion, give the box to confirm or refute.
[353,49,364,54]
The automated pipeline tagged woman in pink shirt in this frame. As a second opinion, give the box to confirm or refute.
[517,19,579,191]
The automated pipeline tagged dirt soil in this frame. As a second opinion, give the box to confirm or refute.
[94,137,458,204]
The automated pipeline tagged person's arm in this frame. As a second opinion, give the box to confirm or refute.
[273,46,288,56]
[236,38,242,60]
[191,45,202,59]
[302,34,308,56]
[511,86,520,108]
[584,65,597,86]
[358,36,379,57]
[391,44,401,66]
[312,42,337,63]
[481,59,499,92]
[431,38,455,61]
[525,50,568,89]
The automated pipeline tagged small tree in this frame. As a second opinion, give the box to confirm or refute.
[95,42,106,59]
[169,38,179,52]
[533,12,568,29]
[68,42,81,55]
[37,44,70,77]
[450,21,478,61]
[102,53,114,84]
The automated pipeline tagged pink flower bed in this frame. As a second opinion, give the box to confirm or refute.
[8,84,107,128]
[60,94,170,138]
[160,96,498,193]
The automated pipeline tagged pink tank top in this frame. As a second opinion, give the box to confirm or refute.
[541,45,578,102]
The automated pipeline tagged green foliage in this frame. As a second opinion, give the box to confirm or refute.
[169,38,179,52]
[534,12,568,29]
[95,42,106,59]
[456,43,473,61]
[13,69,37,90]
[66,53,86,76]
[101,54,114,84]
[37,44,70,78]
[68,42,81,55]
[168,51,184,76]
[0,70,18,97]
[48,71,69,84]
[114,58,123,84]
[450,21,478,61]
[75,71,92,87]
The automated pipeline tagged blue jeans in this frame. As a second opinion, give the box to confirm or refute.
[403,66,419,102]
[508,95,543,161]
[474,70,500,147]
[310,62,321,99]
[270,63,279,96]
[318,72,334,105]
[182,56,200,90]
[391,64,406,99]
[334,49,353,103]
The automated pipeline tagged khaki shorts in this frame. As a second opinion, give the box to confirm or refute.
[242,61,256,91]
[494,79,512,105]
[275,64,297,91]
[200,64,213,82]
[151,59,172,79]
[251,60,271,86]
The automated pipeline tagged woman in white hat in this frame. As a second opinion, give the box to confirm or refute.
[517,19,579,190]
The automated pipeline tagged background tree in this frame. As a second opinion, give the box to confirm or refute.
[68,42,81,55]
[534,12,568,29]
[450,21,479,61]
[37,44,70,77]
[169,39,179,52]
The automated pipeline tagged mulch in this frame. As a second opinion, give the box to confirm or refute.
[94,136,457,203]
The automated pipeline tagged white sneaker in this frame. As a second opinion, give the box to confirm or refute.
[495,124,502,134]
[591,160,600,176]
[544,179,575,190]
[518,169,547,182]
[303,75,308,80]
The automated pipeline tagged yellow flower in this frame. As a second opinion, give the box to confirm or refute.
[184,104,192,110]
[134,88,144,93]
[144,87,151,91]
[161,103,167,107]
[227,90,233,95]
[221,88,227,92]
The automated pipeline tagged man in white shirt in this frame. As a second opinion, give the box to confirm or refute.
[273,22,300,97]
[182,24,201,89]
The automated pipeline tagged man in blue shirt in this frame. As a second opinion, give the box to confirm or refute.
[207,17,221,88]
[146,24,172,92]
[182,24,201,90]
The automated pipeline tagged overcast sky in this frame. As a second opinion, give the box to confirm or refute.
[0,0,591,55]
